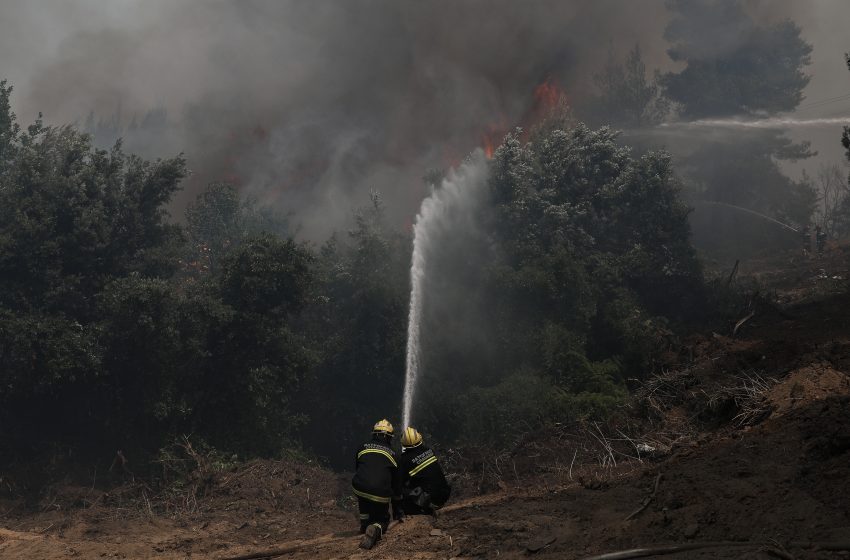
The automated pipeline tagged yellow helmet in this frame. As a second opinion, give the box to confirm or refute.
[400,427,423,448]
[372,419,394,436]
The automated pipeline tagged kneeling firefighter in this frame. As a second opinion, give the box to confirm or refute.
[351,419,404,549]
[399,427,451,515]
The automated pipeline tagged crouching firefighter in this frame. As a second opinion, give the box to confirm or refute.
[399,427,451,515]
[352,419,404,549]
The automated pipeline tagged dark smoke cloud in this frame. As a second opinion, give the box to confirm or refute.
[0,0,846,237]
[0,0,673,237]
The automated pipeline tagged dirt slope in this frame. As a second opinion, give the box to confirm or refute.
[1,248,849,559]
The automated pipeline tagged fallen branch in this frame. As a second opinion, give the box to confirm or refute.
[624,473,661,522]
[587,422,616,467]
[526,534,557,553]
[219,543,304,560]
[578,540,850,560]
[568,449,577,481]
[732,311,755,337]
[219,521,407,560]
[727,259,740,286]
[219,464,260,488]
[788,540,850,551]
[579,542,758,560]
[763,546,795,560]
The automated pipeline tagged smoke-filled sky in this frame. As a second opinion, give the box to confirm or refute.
[1,0,848,237]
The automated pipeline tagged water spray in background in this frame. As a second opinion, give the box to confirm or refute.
[402,151,489,429]
[662,116,850,130]
[693,200,800,233]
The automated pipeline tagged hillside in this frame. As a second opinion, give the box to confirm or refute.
[1,246,848,559]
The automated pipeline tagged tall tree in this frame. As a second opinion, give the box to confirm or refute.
[662,0,812,118]
[811,164,849,237]
[419,123,703,446]
[837,53,850,235]
[843,53,850,167]
[0,82,188,453]
[301,194,409,466]
[587,44,670,128]
[185,182,289,275]
[195,235,316,454]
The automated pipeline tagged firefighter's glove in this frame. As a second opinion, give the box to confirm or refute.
[415,490,432,509]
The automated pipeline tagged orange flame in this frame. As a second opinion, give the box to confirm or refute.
[482,134,496,159]
[444,78,569,165]
[476,79,568,159]
[533,78,563,111]
[480,118,508,159]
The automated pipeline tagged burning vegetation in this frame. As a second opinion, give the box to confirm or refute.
[0,0,850,557]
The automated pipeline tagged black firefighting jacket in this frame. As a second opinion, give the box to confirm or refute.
[351,439,402,504]
[399,444,450,506]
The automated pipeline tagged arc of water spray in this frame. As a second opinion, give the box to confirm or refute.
[402,152,488,429]
[402,232,425,428]
[693,200,799,233]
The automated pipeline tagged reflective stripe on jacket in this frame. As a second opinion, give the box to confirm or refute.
[399,445,450,506]
[352,441,402,503]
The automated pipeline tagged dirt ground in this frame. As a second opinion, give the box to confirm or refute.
[1,246,849,559]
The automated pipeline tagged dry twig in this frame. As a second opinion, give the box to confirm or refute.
[219,543,305,560]
[763,546,795,560]
[587,423,616,467]
[568,450,577,481]
[732,311,755,337]
[711,371,777,426]
[624,473,662,522]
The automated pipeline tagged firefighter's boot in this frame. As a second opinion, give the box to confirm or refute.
[359,523,382,550]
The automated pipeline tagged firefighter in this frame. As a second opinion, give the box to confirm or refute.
[399,427,451,516]
[800,224,811,255]
[351,419,403,550]
[816,225,827,256]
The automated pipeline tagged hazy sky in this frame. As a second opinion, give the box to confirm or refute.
[1,1,848,235]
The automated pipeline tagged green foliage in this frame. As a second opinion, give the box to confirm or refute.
[0,78,707,470]
[186,182,243,270]
[501,123,701,374]
[210,235,315,452]
[457,369,626,448]
[185,182,289,274]
[585,44,670,128]
[220,235,312,317]
[97,276,188,430]
[0,81,21,168]
[301,194,409,466]
[459,372,553,447]
[0,310,101,397]
[0,85,311,463]
[0,124,185,318]
[662,0,812,118]
[0,86,190,455]
[418,121,703,447]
